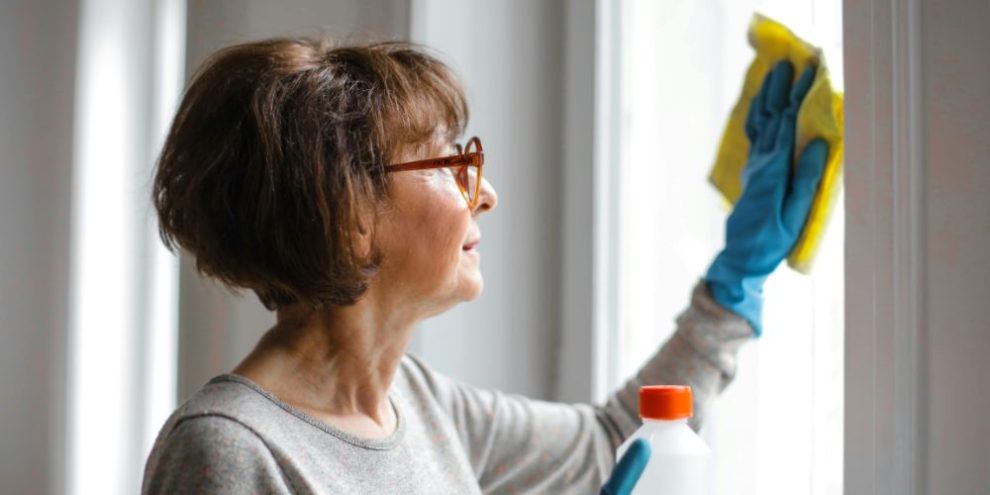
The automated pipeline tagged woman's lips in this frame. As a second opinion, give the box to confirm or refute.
[463,239,480,251]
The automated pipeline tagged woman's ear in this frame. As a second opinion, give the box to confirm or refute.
[352,199,387,263]
[353,213,374,260]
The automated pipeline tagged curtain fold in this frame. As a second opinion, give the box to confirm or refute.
[66,0,184,493]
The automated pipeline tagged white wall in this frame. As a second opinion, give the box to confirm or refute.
[408,0,565,400]
[845,0,990,492]
[0,2,77,494]
[921,0,990,491]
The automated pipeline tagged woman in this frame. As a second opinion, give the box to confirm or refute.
[143,37,825,494]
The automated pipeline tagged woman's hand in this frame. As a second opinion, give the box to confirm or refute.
[600,439,651,495]
[705,61,829,336]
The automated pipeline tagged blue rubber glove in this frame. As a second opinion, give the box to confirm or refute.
[705,61,829,336]
[600,439,651,495]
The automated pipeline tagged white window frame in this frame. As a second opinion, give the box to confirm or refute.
[843,0,927,493]
[556,0,621,403]
[557,0,927,492]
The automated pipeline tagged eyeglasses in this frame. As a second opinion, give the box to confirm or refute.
[385,136,484,209]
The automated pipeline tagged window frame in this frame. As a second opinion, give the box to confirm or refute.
[556,0,928,492]
[843,0,927,493]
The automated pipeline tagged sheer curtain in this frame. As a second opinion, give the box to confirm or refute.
[66,0,184,493]
[609,1,843,493]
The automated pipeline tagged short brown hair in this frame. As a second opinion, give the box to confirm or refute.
[153,37,469,309]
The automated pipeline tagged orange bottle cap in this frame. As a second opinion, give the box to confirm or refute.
[639,385,693,420]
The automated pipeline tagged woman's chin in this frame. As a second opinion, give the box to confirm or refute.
[460,272,484,301]
[425,277,482,319]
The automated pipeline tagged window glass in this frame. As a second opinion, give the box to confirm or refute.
[612,1,843,492]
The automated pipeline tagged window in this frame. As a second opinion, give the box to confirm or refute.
[607,1,843,493]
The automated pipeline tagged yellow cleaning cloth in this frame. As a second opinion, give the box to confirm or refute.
[709,14,844,274]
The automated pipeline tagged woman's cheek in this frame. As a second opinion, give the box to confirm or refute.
[417,195,462,261]
[440,210,469,261]
[429,180,471,249]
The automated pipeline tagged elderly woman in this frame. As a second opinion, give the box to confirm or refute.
[143,38,825,494]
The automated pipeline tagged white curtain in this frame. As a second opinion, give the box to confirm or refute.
[66,0,184,493]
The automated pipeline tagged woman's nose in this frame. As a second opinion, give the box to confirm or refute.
[473,176,498,214]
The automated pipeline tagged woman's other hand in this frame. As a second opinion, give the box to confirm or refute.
[600,439,651,495]
[705,61,829,336]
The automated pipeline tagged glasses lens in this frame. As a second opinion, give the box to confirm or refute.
[448,166,476,205]
[462,139,481,206]
[465,166,478,205]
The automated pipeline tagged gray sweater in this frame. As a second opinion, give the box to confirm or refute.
[142,282,752,494]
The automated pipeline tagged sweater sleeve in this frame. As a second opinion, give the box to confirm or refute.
[141,415,294,495]
[407,280,753,494]
[602,280,754,436]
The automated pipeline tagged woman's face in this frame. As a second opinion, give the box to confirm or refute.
[372,140,498,318]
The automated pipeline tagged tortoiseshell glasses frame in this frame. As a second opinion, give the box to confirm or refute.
[384,136,484,209]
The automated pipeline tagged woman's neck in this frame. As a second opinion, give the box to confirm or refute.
[233,293,418,438]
